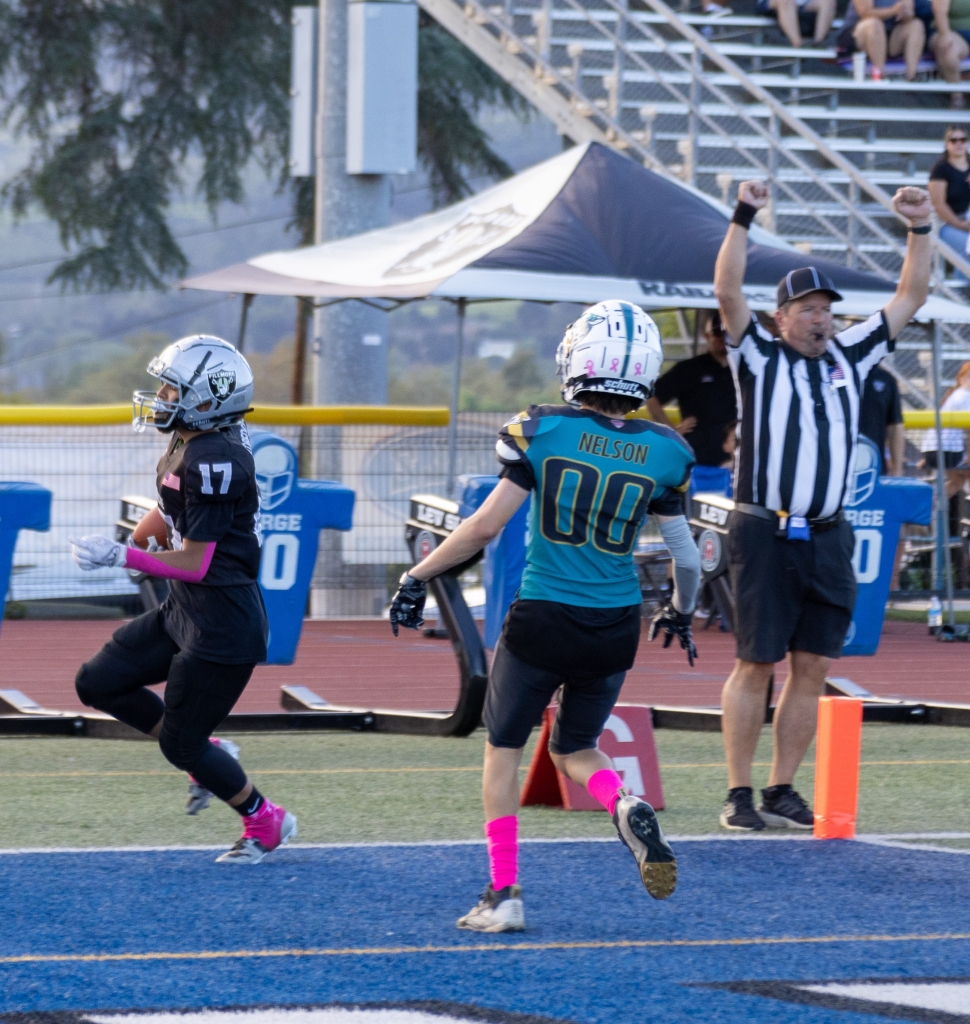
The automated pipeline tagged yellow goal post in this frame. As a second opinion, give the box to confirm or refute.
[1,404,969,428]
[0,405,450,427]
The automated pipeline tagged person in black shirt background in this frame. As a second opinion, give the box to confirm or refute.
[71,335,296,865]
[929,126,970,285]
[859,364,904,475]
[646,310,738,494]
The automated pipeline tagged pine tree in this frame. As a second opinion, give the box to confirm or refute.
[0,1,529,292]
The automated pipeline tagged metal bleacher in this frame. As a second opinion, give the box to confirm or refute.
[419,0,970,402]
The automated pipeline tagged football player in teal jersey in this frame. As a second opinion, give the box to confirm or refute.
[390,300,701,932]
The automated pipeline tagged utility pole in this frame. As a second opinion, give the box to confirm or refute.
[312,0,392,407]
[308,0,417,616]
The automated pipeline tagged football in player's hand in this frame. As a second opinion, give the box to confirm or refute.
[132,505,168,550]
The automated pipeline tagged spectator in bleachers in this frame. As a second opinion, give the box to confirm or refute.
[839,0,927,80]
[929,0,970,107]
[757,0,836,47]
[929,126,970,281]
[920,360,970,497]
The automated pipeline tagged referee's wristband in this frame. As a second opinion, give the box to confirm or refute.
[732,201,758,229]
[908,223,931,234]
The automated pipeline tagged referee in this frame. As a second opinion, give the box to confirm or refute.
[713,179,932,831]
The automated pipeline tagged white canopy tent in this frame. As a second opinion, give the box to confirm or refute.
[182,140,970,323]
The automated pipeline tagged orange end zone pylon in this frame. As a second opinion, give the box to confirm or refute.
[520,705,664,811]
[813,696,863,840]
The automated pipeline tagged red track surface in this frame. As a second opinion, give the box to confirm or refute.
[1,616,966,715]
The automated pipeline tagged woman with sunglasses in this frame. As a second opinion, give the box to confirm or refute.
[928,126,970,283]
[929,0,970,108]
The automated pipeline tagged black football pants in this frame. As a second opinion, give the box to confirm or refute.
[75,610,253,802]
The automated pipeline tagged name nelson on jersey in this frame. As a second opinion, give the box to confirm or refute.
[577,432,649,465]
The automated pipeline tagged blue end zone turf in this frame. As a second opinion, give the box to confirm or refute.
[2,838,969,1022]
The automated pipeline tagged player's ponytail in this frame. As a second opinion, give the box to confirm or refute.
[577,393,642,417]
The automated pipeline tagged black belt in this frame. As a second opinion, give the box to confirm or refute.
[734,503,844,536]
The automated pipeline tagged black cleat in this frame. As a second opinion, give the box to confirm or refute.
[758,785,814,830]
[612,792,677,900]
[720,787,766,831]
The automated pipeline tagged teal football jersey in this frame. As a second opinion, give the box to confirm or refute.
[497,404,695,607]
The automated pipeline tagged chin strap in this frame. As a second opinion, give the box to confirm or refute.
[125,543,216,583]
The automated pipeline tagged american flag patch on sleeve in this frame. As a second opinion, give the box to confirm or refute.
[162,472,181,491]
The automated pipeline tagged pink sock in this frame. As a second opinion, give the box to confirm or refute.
[485,815,518,891]
[587,769,624,815]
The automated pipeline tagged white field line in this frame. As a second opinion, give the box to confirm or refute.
[855,836,970,856]
[857,831,970,839]
[0,833,865,856]
[2,833,968,856]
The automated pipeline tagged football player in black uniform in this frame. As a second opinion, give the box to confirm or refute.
[71,335,296,864]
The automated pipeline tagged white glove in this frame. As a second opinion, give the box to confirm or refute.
[70,535,128,571]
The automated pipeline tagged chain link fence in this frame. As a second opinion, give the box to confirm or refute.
[0,414,513,614]
[2,404,965,612]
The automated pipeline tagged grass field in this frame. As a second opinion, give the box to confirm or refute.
[884,607,970,623]
[4,723,970,849]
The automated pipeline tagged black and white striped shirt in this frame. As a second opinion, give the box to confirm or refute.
[728,311,892,519]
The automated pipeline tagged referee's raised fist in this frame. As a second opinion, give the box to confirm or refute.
[891,186,931,226]
[738,180,769,209]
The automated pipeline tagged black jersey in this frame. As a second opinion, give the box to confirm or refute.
[155,424,268,664]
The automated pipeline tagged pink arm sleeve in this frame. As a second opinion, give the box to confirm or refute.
[124,543,216,583]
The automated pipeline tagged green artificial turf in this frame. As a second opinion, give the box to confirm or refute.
[2,724,969,848]
[883,607,970,624]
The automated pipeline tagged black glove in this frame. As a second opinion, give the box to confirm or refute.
[648,601,697,666]
[389,572,427,636]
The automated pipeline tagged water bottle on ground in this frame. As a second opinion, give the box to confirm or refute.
[928,595,943,635]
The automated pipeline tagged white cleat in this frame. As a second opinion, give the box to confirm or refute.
[456,884,526,933]
[215,805,297,864]
[185,738,241,815]
[613,791,678,900]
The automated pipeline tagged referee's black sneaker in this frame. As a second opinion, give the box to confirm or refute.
[758,784,814,830]
[719,787,765,831]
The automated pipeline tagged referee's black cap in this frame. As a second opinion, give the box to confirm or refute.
[776,267,843,308]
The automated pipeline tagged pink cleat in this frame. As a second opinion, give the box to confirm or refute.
[215,800,298,864]
[186,737,240,815]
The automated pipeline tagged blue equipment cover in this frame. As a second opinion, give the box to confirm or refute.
[250,431,354,664]
[0,483,52,637]
[457,475,528,650]
[842,437,933,656]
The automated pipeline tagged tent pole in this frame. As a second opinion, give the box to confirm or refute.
[291,297,310,405]
[931,320,955,628]
[447,298,467,498]
[237,293,254,352]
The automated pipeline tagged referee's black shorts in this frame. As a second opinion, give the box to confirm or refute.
[727,510,856,664]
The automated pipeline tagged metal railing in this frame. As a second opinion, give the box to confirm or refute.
[439,0,970,284]
[421,0,970,405]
